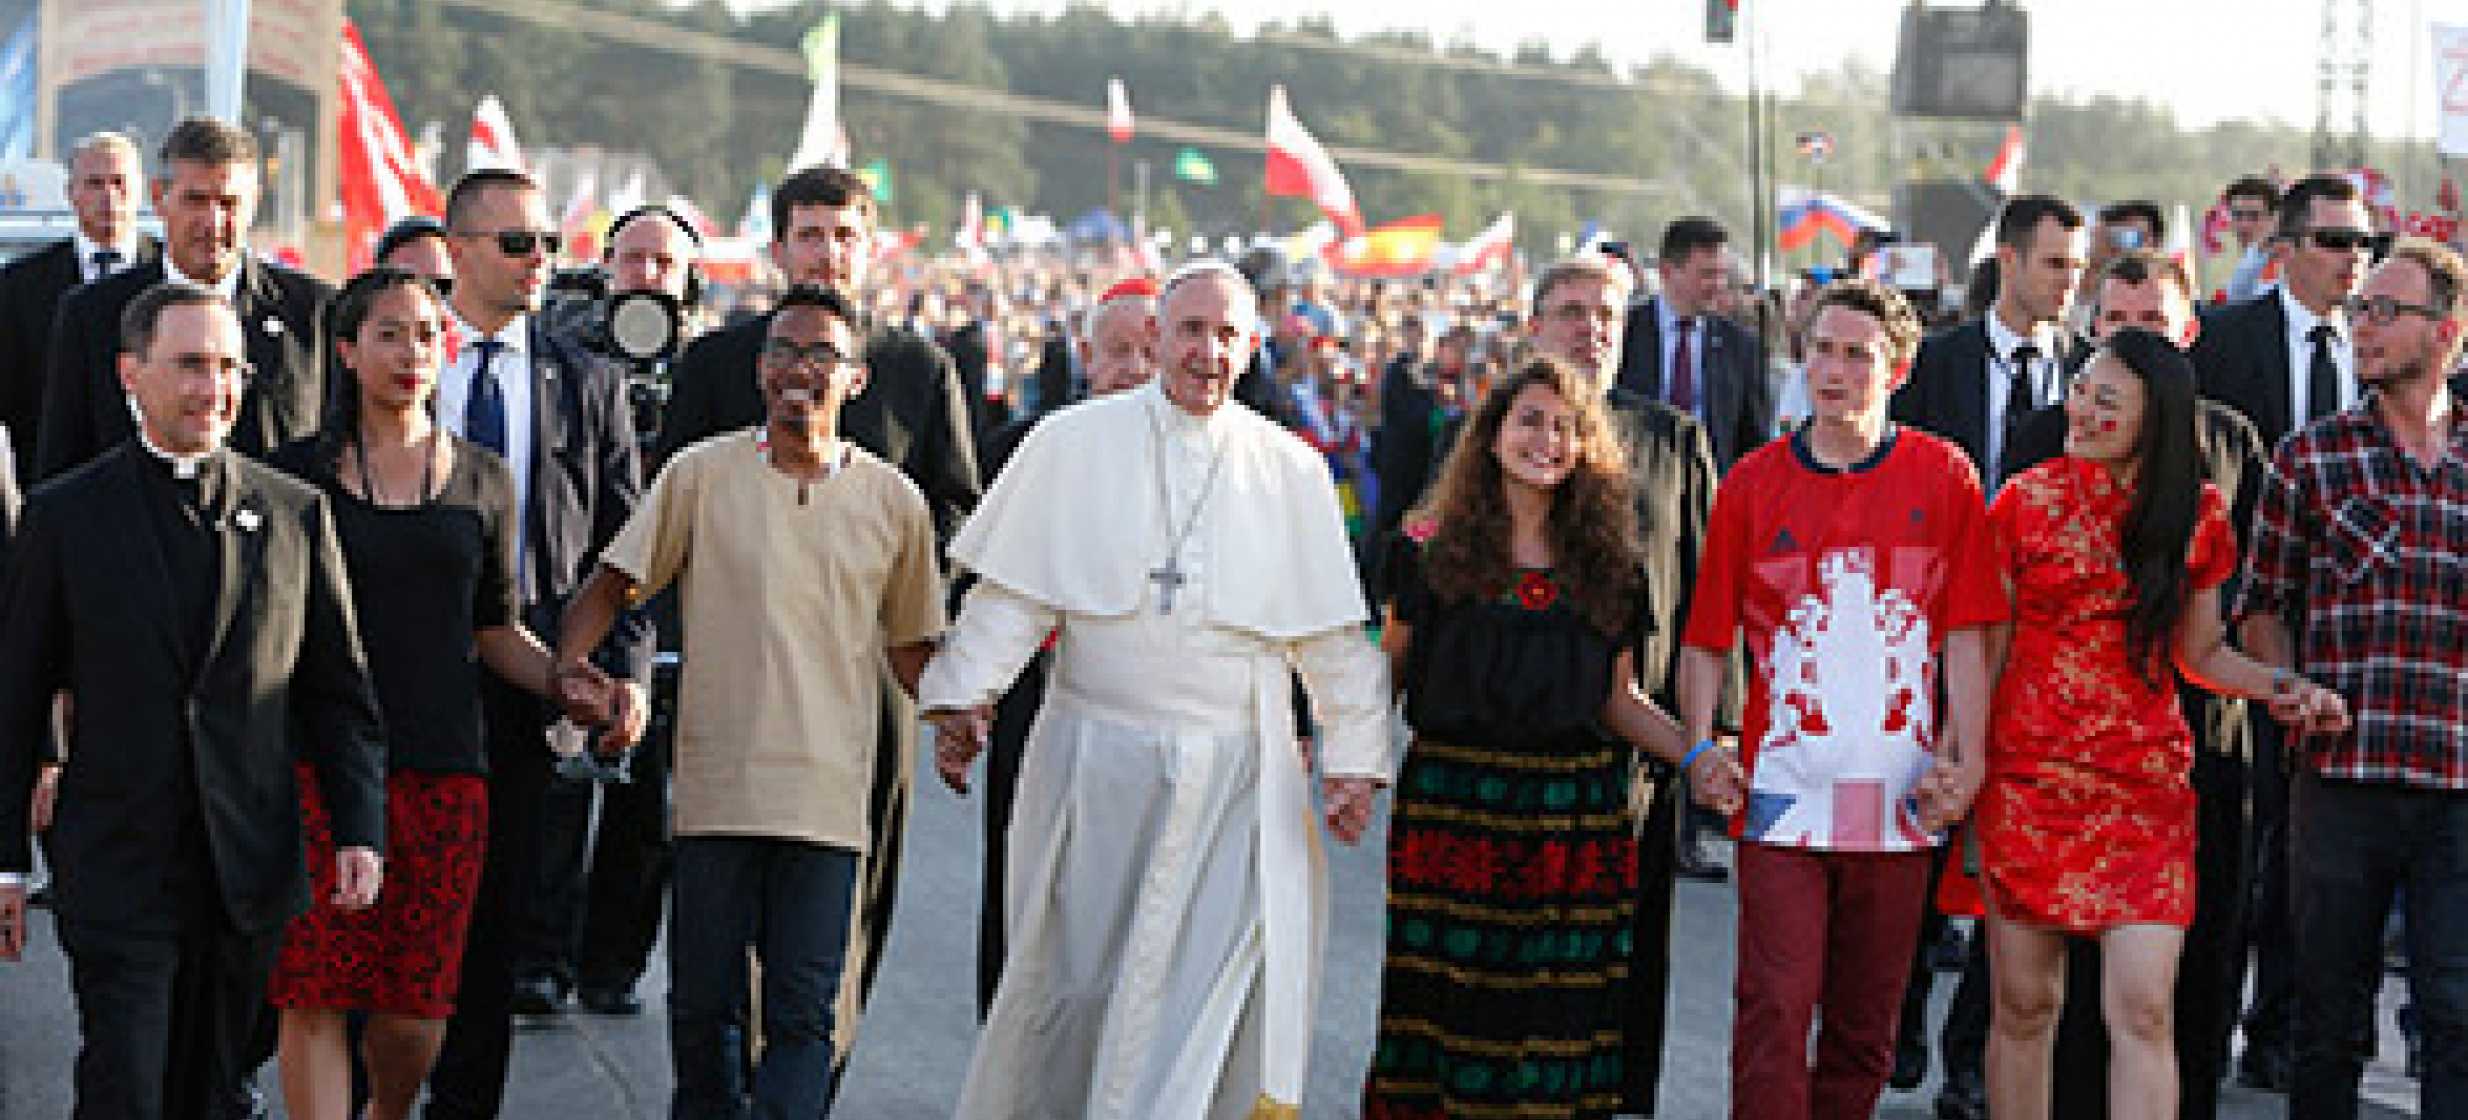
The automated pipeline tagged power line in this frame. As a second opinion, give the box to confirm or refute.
[430,0,1679,197]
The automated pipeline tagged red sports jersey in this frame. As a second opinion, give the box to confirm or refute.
[1684,427,2010,852]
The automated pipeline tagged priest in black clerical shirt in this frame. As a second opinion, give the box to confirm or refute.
[0,282,386,1120]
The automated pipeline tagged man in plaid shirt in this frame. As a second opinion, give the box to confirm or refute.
[2235,237,2468,1119]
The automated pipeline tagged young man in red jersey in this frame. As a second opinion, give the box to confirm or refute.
[1678,277,2007,1120]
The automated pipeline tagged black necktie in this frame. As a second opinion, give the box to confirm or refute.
[466,338,508,456]
[2307,324,2339,422]
[90,249,121,281]
[2005,343,2040,434]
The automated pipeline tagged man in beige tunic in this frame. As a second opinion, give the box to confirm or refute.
[922,261,1391,1120]
[556,284,944,1116]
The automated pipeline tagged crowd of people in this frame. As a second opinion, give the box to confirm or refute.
[0,114,2463,1120]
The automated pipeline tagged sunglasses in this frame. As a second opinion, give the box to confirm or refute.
[2300,228,2388,255]
[2338,295,2446,325]
[457,229,563,257]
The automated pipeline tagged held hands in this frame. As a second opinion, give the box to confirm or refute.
[1913,755,1979,835]
[1686,743,1747,816]
[928,706,993,794]
[1323,776,1380,845]
[332,846,383,911]
[2266,676,2352,737]
[552,662,647,756]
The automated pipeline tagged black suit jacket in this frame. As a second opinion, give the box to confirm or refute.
[657,314,982,545]
[1615,297,1774,469]
[35,255,332,481]
[0,445,385,934]
[0,236,158,480]
[1892,318,1998,479]
[501,319,654,683]
[2190,291,2304,454]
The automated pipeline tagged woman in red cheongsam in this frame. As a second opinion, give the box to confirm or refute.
[1978,329,2348,1120]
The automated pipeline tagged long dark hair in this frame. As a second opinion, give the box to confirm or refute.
[317,266,448,463]
[1418,355,1643,636]
[2102,327,2204,686]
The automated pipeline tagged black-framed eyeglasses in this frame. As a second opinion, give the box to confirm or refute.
[456,229,563,257]
[2339,295,2446,324]
[760,338,858,370]
[2228,208,2272,222]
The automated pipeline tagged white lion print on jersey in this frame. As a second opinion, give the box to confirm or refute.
[1746,547,1939,851]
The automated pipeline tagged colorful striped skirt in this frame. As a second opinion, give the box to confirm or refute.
[1362,735,1639,1120]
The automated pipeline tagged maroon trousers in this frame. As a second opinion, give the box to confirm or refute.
[1732,841,1933,1120]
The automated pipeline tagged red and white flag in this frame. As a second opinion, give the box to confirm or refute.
[468,94,524,172]
[1453,211,1516,276]
[336,19,444,270]
[1983,124,2024,195]
[1106,77,1134,144]
[1265,85,1364,237]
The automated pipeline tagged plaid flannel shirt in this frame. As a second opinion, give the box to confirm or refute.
[2235,398,2468,788]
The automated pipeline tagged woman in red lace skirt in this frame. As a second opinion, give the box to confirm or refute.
[264,269,572,1120]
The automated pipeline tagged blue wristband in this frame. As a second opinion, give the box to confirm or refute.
[1681,739,1716,773]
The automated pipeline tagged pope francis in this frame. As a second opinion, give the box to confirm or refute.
[919,261,1393,1120]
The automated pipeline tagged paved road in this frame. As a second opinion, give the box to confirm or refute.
[1,738,2425,1118]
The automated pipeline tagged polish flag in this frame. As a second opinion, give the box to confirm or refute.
[1264,85,1363,237]
[468,94,524,172]
[336,19,444,271]
[1452,211,1516,276]
[1983,124,2024,195]
[1106,77,1134,144]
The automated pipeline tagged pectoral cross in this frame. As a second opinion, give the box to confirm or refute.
[1148,559,1188,614]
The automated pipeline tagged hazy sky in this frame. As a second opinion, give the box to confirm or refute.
[831,0,2452,140]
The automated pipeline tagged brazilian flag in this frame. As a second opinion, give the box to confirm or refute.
[1174,147,1218,187]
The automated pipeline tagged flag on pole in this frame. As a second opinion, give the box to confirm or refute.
[1983,124,2025,194]
[1326,214,1444,277]
[0,11,37,160]
[856,158,894,203]
[1453,211,1517,276]
[468,94,525,172]
[1106,77,1134,144]
[787,14,851,171]
[1265,85,1365,237]
[337,19,445,270]
[1777,187,1889,252]
[1173,148,1218,186]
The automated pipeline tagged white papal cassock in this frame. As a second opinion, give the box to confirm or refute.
[919,379,1392,1120]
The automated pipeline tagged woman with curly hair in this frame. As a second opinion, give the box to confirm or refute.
[1362,355,1693,1120]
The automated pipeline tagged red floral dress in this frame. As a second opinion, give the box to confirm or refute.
[1978,457,2236,932]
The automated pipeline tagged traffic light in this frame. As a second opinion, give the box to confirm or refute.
[1707,0,1739,43]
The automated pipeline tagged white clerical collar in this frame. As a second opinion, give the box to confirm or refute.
[1143,376,1225,440]
[161,253,243,301]
[72,230,137,274]
[135,425,215,479]
[2279,284,2345,344]
[1984,304,2057,365]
